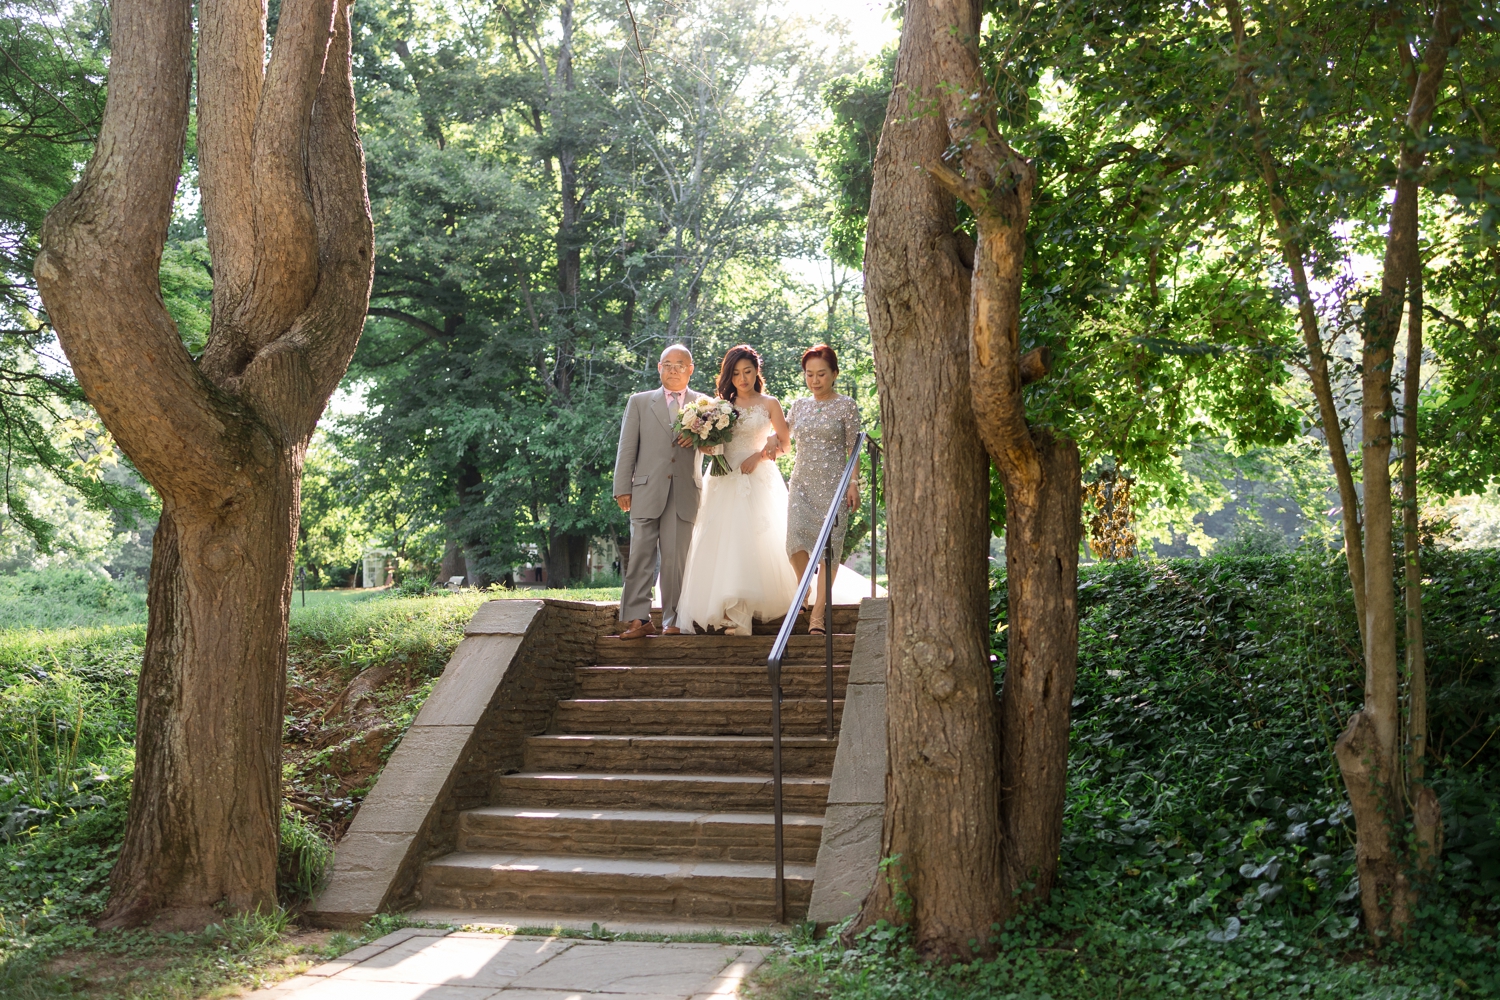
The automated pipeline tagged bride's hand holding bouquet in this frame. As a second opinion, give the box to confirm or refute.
[674,397,739,476]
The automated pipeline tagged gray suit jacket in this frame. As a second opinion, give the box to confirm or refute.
[613,387,706,523]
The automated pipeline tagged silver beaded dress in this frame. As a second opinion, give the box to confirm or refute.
[785,395,862,560]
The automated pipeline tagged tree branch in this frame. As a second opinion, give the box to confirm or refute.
[35,0,245,501]
[926,0,1039,495]
[1225,0,1368,639]
[258,0,373,437]
[196,0,264,315]
[366,307,443,339]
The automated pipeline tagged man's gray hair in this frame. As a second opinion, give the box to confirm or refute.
[659,344,693,364]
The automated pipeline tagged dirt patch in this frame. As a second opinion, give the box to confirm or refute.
[42,927,338,998]
[283,647,436,840]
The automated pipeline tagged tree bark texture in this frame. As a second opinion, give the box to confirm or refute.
[35,0,373,929]
[545,530,589,587]
[850,0,1003,960]
[924,0,1082,909]
[1332,3,1457,937]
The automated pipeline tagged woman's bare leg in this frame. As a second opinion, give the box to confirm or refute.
[790,550,810,594]
[789,549,837,631]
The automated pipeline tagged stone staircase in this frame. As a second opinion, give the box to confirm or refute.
[416,607,857,925]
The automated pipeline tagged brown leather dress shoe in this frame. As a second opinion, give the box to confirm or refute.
[662,626,682,635]
[619,619,656,640]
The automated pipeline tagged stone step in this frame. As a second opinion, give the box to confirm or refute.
[524,734,837,775]
[554,697,843,736]
[596,633,854,666]
[489,772,831,813]
[647,605,860,635]
[456,807,825,864]
[575,664,849,700]
[419,852,816,922]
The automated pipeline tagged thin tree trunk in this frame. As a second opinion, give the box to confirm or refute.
[36,0,372,928]
[849,0,1002,960]
[1228,0,1458,937]
[1336,146,1417,935]
[1225,0,1367,645]
[1402,261,1442,875]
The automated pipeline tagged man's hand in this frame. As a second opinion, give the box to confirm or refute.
[676,433,696,448]
[616,494,631,512]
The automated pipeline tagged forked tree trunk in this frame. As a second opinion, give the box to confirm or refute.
[35,0,372,929]
[1228,0,1457,937]
[925,0,1082,911]
[849,0,1003,960]
[1332,6,1457,936]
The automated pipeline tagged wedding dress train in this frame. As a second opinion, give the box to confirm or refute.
[676,402,799,634]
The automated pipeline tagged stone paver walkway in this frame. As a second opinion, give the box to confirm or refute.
[252,927,767,1000]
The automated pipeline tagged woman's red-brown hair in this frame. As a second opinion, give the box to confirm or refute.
[800,343,839,374]
[716,344,763,402]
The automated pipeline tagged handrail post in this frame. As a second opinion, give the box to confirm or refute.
[770,655,785,924]
[824,532,835,738]
[765,430,865,925]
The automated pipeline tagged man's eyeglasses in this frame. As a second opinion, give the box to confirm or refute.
[658,362,691,373]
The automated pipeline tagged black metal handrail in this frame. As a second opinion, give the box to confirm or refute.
[766,429,866,923]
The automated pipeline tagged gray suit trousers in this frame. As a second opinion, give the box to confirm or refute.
[623,504,695,628]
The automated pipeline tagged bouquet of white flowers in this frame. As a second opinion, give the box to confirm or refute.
[674,397,739,476]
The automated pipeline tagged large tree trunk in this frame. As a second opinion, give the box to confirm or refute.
[35,0,372,929]
[545,530,588,588]
[105,474,299,927]
[849,0,1002,960]
[438,538,466,584]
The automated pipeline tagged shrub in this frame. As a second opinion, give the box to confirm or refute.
[763,548,1499,999]
[0,569,147,631]
[277,804,332,904]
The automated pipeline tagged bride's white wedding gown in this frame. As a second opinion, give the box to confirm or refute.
[676,401,799,634]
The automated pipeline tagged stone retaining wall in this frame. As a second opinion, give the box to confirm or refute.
[807,596,888,925]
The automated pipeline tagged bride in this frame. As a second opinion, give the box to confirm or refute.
[677,345,799,635]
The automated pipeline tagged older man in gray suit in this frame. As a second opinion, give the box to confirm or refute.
[613,345,707,639]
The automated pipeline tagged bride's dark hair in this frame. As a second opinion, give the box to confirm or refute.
[715,344,763,402]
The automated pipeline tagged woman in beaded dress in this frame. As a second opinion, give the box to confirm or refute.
[764,344,861,635]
